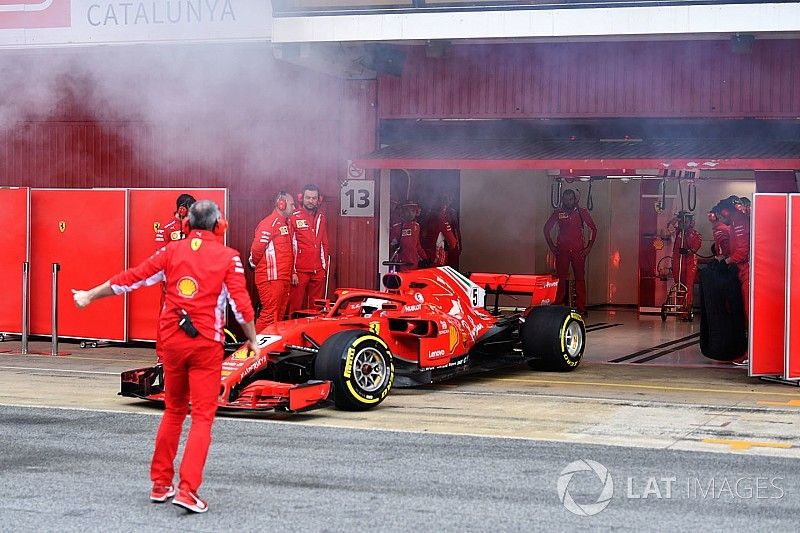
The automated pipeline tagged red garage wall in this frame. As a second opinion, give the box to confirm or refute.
[0,51,377,294]
[379,39,800,119]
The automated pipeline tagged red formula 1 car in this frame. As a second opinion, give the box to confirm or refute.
[120,266,585,412]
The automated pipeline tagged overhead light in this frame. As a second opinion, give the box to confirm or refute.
[578,177,591,182]
[620,177,631,183]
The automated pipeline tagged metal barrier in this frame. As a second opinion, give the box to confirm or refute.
[21,262,29,355]
[51,263,60,357]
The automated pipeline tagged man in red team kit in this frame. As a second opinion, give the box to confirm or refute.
[72,200,260,514]
[543,189,598,315]
[288,184,329,314]
[719,197,751,322]
[250,191,295,329]
[390,202,427,272]
[153,194,196,361]
[421,197,460,267]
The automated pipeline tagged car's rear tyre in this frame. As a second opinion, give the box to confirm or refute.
[314,330,394,410]
[522,306,585,371]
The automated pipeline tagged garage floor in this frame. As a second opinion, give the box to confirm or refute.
[584,306,741,368]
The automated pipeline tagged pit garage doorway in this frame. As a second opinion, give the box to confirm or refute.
[357,119,800,366]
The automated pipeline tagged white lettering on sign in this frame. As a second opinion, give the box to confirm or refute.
[87,0,235,26]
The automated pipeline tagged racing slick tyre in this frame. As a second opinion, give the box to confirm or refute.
[522,306,585,371]
[314,330,394,411]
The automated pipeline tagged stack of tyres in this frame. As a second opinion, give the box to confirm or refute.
[698,260,747,361]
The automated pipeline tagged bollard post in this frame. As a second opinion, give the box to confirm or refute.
[51,263,60,357]
[21,262,29,355]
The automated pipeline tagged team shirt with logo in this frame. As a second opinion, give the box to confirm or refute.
[290,208,329,273]
[110,230,254,344]
[250,210,294,281]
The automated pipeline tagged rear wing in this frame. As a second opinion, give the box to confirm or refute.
[468,273,559,313]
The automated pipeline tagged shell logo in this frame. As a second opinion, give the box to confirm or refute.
[449,327,459,353]
[177,276,199,298]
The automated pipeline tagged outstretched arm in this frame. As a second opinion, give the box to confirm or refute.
[72,282,114,308]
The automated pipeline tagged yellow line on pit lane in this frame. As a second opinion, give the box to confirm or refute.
[702,439,793,451]
[493,377,800,397]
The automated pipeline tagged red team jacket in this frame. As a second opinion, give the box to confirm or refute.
[727,210,750,265]
[110,230,254,344]
[290,208,328,273]
[711,221,731,257]
[154,217,185,247]
[250,210,294,281]
[390,221,427,269]
[543,207,598,252]
[421,211,459,267]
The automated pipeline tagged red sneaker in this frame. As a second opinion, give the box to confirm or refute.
[172,489,209,513]
[150,484,175,503]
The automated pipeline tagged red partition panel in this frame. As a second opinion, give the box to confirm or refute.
[127,189,228,341]
[750,193,787,376]
[30,189,127,340]
[785,195,800,380]
[0,188,30,334]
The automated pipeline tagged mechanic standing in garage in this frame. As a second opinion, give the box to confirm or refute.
[287,184,329,315]
[543,188,597,315]
[152,193,196,362]
[721,197,751,321]
[250,191,295,328]
[72,200,260,514]
[390,201,428,271]
[421,195,460,267]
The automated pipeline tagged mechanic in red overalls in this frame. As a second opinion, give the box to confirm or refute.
[390,202,427,272]
[73,200,259,514]
[250,191,295,329]
[543,189,597,315]
[720,197,751,321]
[153,194,196,361]
[707,205,731,260]
[421,197,459,267]
[671,212,703,315]
[287,184,329,314]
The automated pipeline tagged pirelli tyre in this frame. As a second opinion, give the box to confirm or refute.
[314,330,394,411]
[521,306,585,371]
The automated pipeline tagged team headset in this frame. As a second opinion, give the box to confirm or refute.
[276,192,289,212]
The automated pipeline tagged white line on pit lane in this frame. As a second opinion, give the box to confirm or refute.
[0,365,118,375]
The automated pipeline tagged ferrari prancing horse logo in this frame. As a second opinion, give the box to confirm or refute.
[58,221,66,233]
[153,222,160,233]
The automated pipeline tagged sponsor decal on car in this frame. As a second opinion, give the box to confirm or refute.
[403,304,422,312]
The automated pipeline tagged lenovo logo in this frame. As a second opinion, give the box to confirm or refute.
[0,0,71,29]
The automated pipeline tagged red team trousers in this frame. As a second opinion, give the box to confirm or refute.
[150,335,223,492]
[288,270,325,312]
[256,278,291,330]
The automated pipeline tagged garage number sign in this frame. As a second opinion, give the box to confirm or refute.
[340,180,374,217]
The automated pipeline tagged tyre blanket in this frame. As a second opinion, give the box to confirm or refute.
[698,261,747,360]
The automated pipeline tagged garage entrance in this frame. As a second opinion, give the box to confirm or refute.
[356,119,800,366]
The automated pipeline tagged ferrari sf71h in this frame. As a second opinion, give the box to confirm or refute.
[121,266,585,412]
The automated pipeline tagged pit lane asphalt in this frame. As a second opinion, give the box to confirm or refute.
[0,404,798,531]
[1,341,800,529]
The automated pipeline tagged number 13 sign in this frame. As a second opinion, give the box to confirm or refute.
[340,180,374,217]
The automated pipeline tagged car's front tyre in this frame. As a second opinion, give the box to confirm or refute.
[314,330,394,410]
